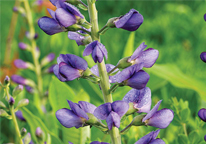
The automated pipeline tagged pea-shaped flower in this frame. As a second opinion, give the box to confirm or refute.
[123,87,151,113]
[94,101,129,130]
[142,100,174,129]
[198,108,206,122]
[200,52,206,63]
[53,54,88,82]
[114,9,143,31]
[56,100,96,128]
[83,41,108,63]
[135,129,165,144]
[68,30,92,46]
[116,64,150,90]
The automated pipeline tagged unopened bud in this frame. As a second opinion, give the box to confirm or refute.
[82,36,92,45]
[21,128,27,138]
[35,127,43,139]
[16,99,29,108]
[43,64,55,74]
[12,85,24,97]
[66,24,82,31]
[14,59,34,70]
[106,17,118,28]
[131,114,146,126]
[40,53,55,67]
[9,97,15,106]
[125,103,138,116]
[25,31,38,40]
[116,57,132,69]
[36,47,40,59]
[0,101,6,108]
[12,7,26,16]
[18,42,30,50]
[4,76,10,85]
[11,75,35,87]
[0,109,9,117]
[23,133,31,144]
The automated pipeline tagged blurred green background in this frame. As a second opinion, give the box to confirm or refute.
[1,0,206,144]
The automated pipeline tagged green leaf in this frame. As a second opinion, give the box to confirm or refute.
[122,32,135,57]
[21,107,63,144]
[189,131,200,144]
[146,64,206,101]
[177,134,189,144]
[180,108,190,123]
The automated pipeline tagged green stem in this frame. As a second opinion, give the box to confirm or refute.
[108,66,118,75]
[86,1,121,143]
[23,0,43,96]
[109,83,119,94]
[120,123,132,134]
[182,123,187,136]
[98,25,109,35]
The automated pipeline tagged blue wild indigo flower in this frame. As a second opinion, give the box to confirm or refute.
[142,100,174,129]
[15,110,26,121]
[198,108,206,122]
[116,64,150,90]
[56,100,96,128]
[93,100,129,130]
[68,30,92,46]
[114,9,143,31]
[53,54,88,82]
[83,41,108,63]
[11,75,28,85]
[135,129,165,144]
[123,87,151,113]
[14,59,29,69]
[200,52,206,63]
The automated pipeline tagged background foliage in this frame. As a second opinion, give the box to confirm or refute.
[1,0,206,143]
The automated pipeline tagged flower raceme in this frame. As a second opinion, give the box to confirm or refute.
[56,100,96,128]
[53,54,88,82]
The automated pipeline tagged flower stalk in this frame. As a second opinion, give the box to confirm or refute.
[86,0,121,143]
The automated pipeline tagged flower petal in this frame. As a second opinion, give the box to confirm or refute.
[98,42,108,60]
[53,64,67,82]
[92,46,104,63]
[135,131,154,144]
[68,32,84,46]
[147,108,174,129]
[56,108,84,128]
[67,100,89,120]
[47,8,56,20]
[93,103,112,120]
[66,54,88,70]
[111,101,129,117]
[78,101,97,114]
[130,42,147,61]
[200,52,206,63]
[106,111,121,130]
[64,2,84,19]
[127,70,150,90]
[198,108,206,122]
[59,64,81,81]
[142,100,162,122]
[149,139,165,144]
[83,42,95,56]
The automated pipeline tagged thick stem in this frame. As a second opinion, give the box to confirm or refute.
[23,0,43,96]
[86,1,121,143]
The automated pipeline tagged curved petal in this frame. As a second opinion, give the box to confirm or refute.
[78,101,97,114]
[68,32,84,46]
[55,8,76,27]
[123,87,151,113]
[198,108,206,122]
[53,64,67,82]
[83,41,96,56]
[56,108,83,128]
[92,46,104,63]
[66,54,88,70]
[130,42,147,61]
[149,139,165,144]
[142,100,162,122]
[38,16,64,35]
[200,52,206,63]
[147,108,174,129]
[57,54,68,64]
[97,42,108,60]
[111,101,129,117]
[90,64,99,76]
[64,2,84,19]
[135,131,154,144]
[67,100,89,120]
[15,110,26,121]
[93,103,112,120]
[127,70,150,90]
[59,64,81,81]
[47,8,56,20]
[106,111,121,130]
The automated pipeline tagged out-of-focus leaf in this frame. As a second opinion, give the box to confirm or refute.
[189,131,200,144]
[180,108,190,123]
[122,32,135,57]
[21,107,63,144]
[146,64,206,101]
[177,134,188,144]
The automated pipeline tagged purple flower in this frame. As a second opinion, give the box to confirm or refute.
[90,64,120,83]
[123,87,151,113]
[128,42,159,68]
[25,85,34,93]
[83,41,108,63]
[15,110,26,121]
[14,59,28,69]
[198,108,206,122]
[114,9,143,31]
[53,54,88,82]
[35,127,43,138]
[142,100,174,129]
[11,75,28,85]
[41,53,55,66]
[135,129,165,144]
[200,52,206,63]
[68,30,92,46]
[204,14,206,21]
[90,142,109,144]
[9,97,15,105]
[18,42,28,50]
[93,101,129,130]
[116,64,150,90]
[56,100,96,128]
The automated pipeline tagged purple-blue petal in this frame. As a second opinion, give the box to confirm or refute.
[38,16,65,35]
[142,100,162,122]
[98,42,108,60]
[106,111,121,130]
[57,54,68,64]
[114,9,143,31]
[83,42,95,56]
[11,75,27,85]
[15,110,26,121]
[130,42,147,61]
[59,64,81,81]
[78,101,97,114]
[67,100,89,120]
[149,139,165,144]
[126,70,150,90]
[204,14,206,21]
[66,54,88,70]
[135,131,154,144]
[55,8,76,27]
[92,46,104,63]
[53,64,67,82]
[64,2,84,19]
[47,8,56,20]
[56,108,84,128]
[14,59,28,69]
[123,87,151,113]
[200,52,206,63]
[93,103,112,120]
[111,100,129,117]
[147,108,174,129]
[68,32,84,46]
[198,108,206,122]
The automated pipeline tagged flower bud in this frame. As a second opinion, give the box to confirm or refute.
[36,47,40,59]
[12,7,26,16]
[0,101,6,109]
[14,59,34,70]
[4,76,10,86]
[0,109,9,117]
[12,85,24,97]
[106,17,118,28]
[18,42,30,50]
[131,114,146,126]
[25,85,34,93]
[43,64,55,74]
[9,97,15,106]
[40,53,55,67]
[116,57,132,69]
[23,133,31,144]
[25,31,39,40]
[20,128,27,138]
[11,75,35,87]
[35,127,43,139]
[16,99,29,108]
